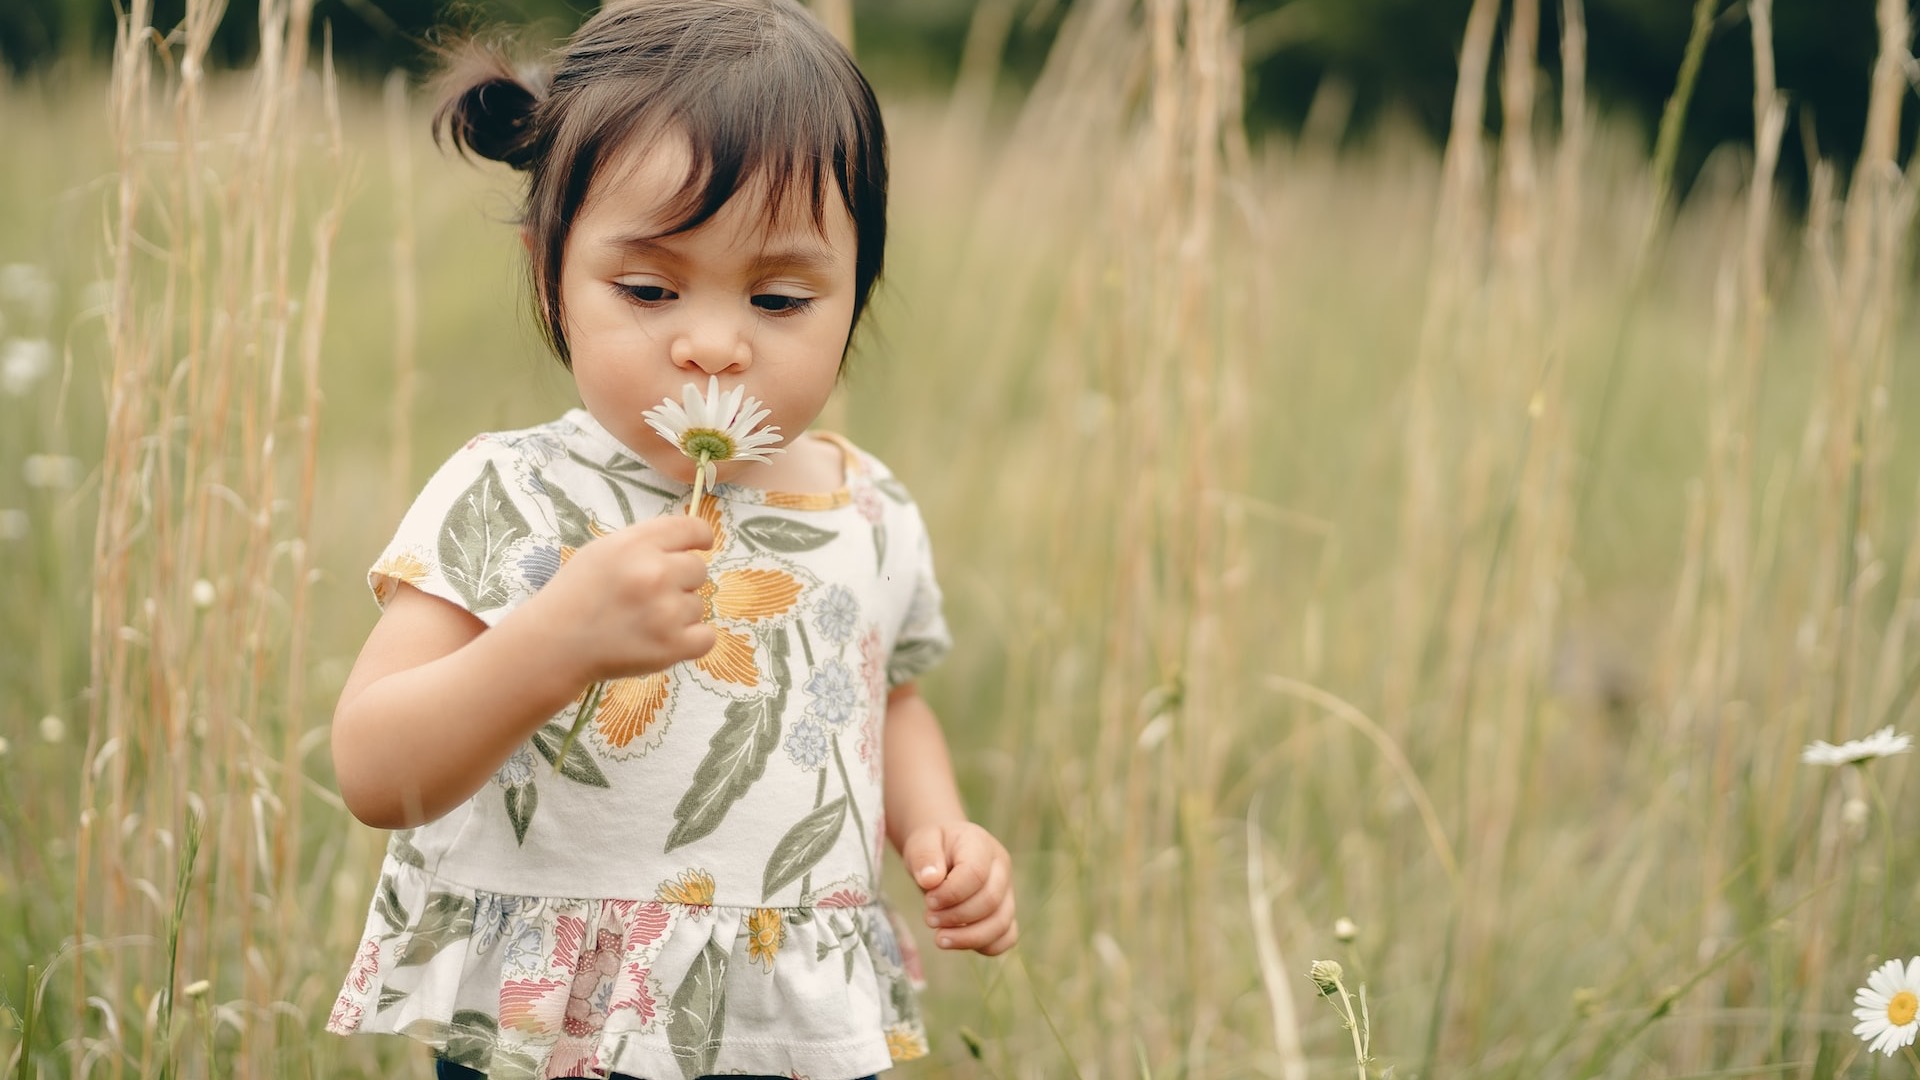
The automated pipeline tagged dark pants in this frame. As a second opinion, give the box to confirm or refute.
[435,1059,876,1080]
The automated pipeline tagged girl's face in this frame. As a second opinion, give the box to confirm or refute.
[557,134,859,486]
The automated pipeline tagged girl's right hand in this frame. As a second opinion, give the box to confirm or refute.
[520,514,717,685]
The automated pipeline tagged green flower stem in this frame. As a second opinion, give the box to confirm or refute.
[552,679,605,774]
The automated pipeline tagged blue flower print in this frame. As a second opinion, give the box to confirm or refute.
[475,892,539,952]
[786,718,830,770]
[804,660,860,730]
[518,545,562,590]
[494,746,534,788]
[814,585,859,647]
[503,920,545,971]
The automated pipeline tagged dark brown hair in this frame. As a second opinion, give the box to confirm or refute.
[432,0,889,367]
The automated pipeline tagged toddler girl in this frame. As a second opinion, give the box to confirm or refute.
[325,3,1017,1077]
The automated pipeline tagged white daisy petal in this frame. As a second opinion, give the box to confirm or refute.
[1803,728,1913,767]
[638,376,787,482]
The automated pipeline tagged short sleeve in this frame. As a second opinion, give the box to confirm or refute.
[368,436,557,627]
[887,507,952,687]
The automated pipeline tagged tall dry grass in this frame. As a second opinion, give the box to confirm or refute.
[4,0,1920,1077]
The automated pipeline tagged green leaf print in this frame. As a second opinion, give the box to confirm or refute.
[504,781,537,845]
[395,891,476,966]
[761,796,847,901]
[888,638,946,687]
[389,828,426,869]
[377,986,408,1013]
[668,939,729,1080]
[872,522,887,572]
[531,721,611,788]
[440,459,532,612]
[444,1010,500,1071]
[375,873,410,933]
[875,477,912,504]
[537,468,596,548]
[665,632,790,852]
[403,1010,498,1070]
[736,515,838,553]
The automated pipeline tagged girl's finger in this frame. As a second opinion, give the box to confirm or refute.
[979,919,1020,956]
[924,856,987,910]
[669,551,711,590]
[935,904,1012,952]
[925,858,1007,928]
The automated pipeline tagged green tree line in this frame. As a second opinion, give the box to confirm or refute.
[1,0,1908,199]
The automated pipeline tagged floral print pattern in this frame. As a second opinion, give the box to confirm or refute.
[332,412,946,1078]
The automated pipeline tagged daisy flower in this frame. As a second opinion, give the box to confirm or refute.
[641,375,785,512]
[1853,957,1920,1056]
[1801,726,1913,767]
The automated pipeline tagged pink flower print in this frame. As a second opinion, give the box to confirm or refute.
[499,977,567,1033]
[859,629,886,708]
[345,938,380,995]
[854,484,884,524]
[327,996,364,1033]
[563,929,621,1038]
[610,961,660,1027]
[551,913,587,974]
[609,898,672,955]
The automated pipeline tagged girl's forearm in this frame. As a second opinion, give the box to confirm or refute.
[332,606,586,829]
[881,685,970,850]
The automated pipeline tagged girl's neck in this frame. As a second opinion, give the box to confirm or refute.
[722,430,846,494]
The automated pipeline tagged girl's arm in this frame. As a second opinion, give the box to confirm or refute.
[332,514,716,829]
[884,683,1019,955]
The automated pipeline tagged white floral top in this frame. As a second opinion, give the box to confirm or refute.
[327,409,950,1080]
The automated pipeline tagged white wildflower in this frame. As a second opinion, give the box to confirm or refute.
[640,375,785,489]
[1854,957,1920,1056]
[39,715,65,743]
[191,579,217,609]
[1333,917,1359,943]
[23,454,82,490]
[0,264,55,319]
[1803,726,1912,767]
[1,338,53,396]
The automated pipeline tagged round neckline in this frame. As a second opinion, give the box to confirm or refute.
[563,407,858,510]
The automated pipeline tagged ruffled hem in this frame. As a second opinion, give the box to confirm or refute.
[328,858,928,1080]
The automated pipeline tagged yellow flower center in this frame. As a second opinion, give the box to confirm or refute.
[1889,991,1918,1027]
[682,429,735,461]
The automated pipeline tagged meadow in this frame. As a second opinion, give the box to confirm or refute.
[4,0,1920,1076]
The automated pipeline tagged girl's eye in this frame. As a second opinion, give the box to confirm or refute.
[752,294,814,315]
[616,283,675,304]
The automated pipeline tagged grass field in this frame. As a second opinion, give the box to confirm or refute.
[5,0,1920,1076]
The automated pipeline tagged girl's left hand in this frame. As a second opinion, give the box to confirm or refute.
[901,822,1018,956]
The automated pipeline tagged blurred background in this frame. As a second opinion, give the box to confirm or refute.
[5,0,1920,1077]
[3,0,1916,197]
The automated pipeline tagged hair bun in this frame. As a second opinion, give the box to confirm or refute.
[433,52,546,171]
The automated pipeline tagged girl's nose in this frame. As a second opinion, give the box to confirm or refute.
[668,319,752,374]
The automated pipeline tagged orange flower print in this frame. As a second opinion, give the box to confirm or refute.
[370,550,429,605]
[677,499,814,695]
[745,908,784,971]
[585,673,672,758]
[655,869,715,909]
[694,568,804,688]
[885,1024,928,1061]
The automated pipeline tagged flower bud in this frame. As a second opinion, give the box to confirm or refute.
[1309,959,1344,997]
[1333,917,1358,942]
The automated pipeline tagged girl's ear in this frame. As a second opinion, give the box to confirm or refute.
[520,227,535,256]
